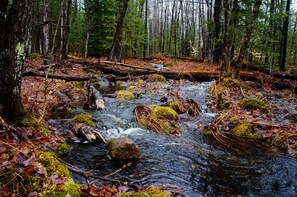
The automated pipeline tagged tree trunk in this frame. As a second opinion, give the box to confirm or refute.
[212,0,222,63]
[292,14,297,64]
[108,0,130,61]
[43,0,49,56]
[84,0,90,59]
[220,0,229,75]
[50,11,61,55]
[279,0,291,71]
[168,0,176,55]
[143,0,148,59]
[60,0,72,60]
[229,0,238,64]
[233,0,262,78]
[0,0,33,121]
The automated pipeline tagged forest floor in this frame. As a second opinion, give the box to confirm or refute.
[0,54,297,196]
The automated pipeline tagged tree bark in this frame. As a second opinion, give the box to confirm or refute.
[233,0,262,79]
[212,0,222,63]
[43,0,49,56]
[108,0,129,61]
[143,0,148,59]
[220,0,229,76]
[279,0,291,71]
[84,0,90,59]
[0,0,33,121]
[60,0,72,60]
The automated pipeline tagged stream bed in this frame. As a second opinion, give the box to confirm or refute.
[48,80,297,196]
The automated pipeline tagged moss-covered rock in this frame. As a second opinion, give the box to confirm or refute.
[106,138,141,160]
[151,106,178,121]
[147,74,166,82]
[116,90,135,100]
[237,98,268,112]
[134,105,179,135]
[71,113,95,127]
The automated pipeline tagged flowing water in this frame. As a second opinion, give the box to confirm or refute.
[49,80,297,196]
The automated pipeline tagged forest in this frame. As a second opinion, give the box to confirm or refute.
[0,0,297,196]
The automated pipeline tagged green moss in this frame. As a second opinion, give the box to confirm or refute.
[29,53,42,59]
[116,90,135,100]
[237,98,268,112]
[147,74,166,82]
[127,85,136,91]
[121,188,171,197]
[201,128,213,135]
[39,152,70,178]
[55,142,71,155]
[39,152,82,196]
[137,79,144,86]
[43,179,82,197]
[222,77,241,87]
[234,124,251,137]
[22,116,51,135]
[151,106,178,120]
[71,113,95,127]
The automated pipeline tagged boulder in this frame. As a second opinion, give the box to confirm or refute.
[106,138,141,160]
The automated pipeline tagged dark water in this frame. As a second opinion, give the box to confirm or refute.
[50,81,297,196]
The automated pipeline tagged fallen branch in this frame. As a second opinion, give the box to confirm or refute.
[23,71,92,81]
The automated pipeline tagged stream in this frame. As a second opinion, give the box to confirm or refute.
[48,80,297,196]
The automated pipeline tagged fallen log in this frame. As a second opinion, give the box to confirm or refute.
[100,61,157,72]
[23,70,92,81]
[94,63,220,81]
[243,63,297,80]
[90,84,105,110]
[240,71,297,94]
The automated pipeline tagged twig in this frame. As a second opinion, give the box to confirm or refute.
[104,163,132,178]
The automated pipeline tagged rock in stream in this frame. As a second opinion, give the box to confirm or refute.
[106,137,141,160]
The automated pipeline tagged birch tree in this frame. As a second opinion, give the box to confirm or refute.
[0,0,33,120]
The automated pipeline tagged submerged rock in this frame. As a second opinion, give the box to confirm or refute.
[106,138,141,160]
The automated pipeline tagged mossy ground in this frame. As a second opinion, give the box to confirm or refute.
[237,98,268,113]
[22,115,51,135]
[0,151,82,196]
